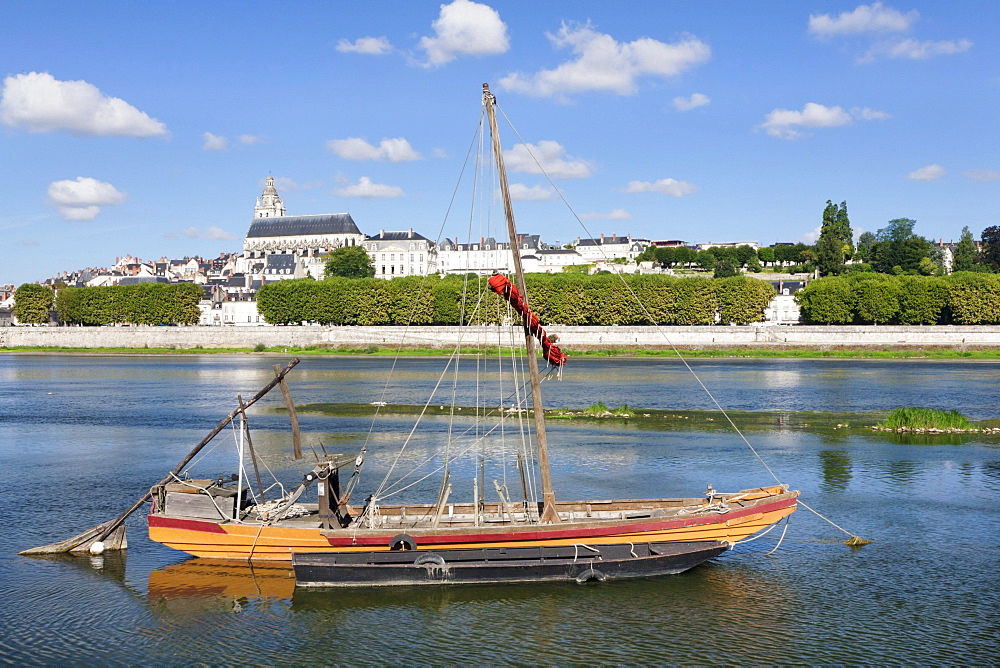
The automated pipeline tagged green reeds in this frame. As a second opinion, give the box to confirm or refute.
[877,407,975,431]
[583,402,633,416]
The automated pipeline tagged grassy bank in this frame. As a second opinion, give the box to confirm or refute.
[5,343,1000,359]
[293,401,1000,441]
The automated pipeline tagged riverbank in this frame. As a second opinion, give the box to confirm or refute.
[3,323,1000,353]
[6,344,1000,359]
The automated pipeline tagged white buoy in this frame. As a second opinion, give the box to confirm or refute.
[89,541,105,555]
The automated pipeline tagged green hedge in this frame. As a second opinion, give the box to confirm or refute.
[54,282,203,325]
[796,272,1000,324]
[256,274,776,326]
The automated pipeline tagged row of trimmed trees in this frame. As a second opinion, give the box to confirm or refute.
[257,274,777,326]
[796,272,1000,325]
[12,282,203,325]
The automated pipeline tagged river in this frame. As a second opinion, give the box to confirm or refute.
[1,354,998,664]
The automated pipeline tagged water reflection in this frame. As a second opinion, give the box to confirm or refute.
[818,450,852,492]
[147,559,296,605]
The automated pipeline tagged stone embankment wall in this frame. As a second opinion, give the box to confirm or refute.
[2,324,1000,349]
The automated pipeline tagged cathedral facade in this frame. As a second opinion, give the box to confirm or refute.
[238,177,365,278]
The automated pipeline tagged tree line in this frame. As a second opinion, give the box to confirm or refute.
[12,282,203,325]
[638,200,999,279]
[796,272,1000,325]
[257,274,777,326]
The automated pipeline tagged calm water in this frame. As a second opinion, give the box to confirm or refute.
[1,354,998,665]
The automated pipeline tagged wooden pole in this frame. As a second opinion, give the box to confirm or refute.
[483,83,560,524]
[21,358,301,554]
[274,363,302,459]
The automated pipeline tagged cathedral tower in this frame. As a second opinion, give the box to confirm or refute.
[254,176,286,218]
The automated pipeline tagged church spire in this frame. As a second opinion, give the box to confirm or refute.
[254,176,285,218]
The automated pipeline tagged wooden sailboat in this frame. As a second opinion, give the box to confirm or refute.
[145,84,798,565]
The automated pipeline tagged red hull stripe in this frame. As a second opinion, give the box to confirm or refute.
[322,496,797,547]
[148,514,228,533]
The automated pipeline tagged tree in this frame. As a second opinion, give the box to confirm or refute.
[713,258,739,278]
[978,226,1000,272]
[672,246,695,267]
[952,226,979,272]
[795,277,854,324]
[695,250,716,271]
[13,284,54,324]
[869,218,931,274]
[855,231,876,263]
[324,245,375,278]
[816,200,853,276]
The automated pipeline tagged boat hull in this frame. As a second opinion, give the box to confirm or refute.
[148,487,798,561]
[292,540,730,587]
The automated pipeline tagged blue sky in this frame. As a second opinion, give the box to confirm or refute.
[2,1,997,285]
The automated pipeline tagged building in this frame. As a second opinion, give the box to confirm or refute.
[697,241,760,251]
[764,280,806,324]
[520,248,589,273]
[574,234,649,261]
[364,229,437,278]
[437,235,545,275]
[238,177,365,279]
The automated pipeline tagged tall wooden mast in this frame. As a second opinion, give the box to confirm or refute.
[482,83,560,524]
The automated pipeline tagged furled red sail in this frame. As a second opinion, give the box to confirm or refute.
[487,273,567,366]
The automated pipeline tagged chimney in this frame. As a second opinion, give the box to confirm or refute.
[409,228,413,237]
[600,233,605,243]
[380,229,385,238]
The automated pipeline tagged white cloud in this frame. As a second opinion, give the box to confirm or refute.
[673,93,710,111]
[808,2,918,37]
[508,184,556,201]
[503,141,592,179]
[164,226,237,240]
[581,208,633,220]
[851,106,891,121]
[47,177,127,220]
[417,0,509,67]
[335,176,404,198]
[500,23,710,98]
[336,36,393,55]
[239,134,261,145]
[799,225,823,244]
[0,72,166,137]
[963,169,1000,183]
[202,132,228,151]
[861,37,972,62]
[907,164,945,181]
[327,137,421,162]
[624,178,696,197]
[759,102,887,139]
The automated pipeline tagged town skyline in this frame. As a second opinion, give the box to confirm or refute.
[3,1,997,287]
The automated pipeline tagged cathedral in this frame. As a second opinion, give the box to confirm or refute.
[238,176,365,278]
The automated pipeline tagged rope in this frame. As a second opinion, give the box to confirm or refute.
[246,522,266,562]
[798,499,872,545]
[496,98,874,547]
[763,517,791,555]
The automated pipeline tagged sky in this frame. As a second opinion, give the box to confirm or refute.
[2,0,998,285]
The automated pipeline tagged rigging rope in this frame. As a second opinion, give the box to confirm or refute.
[495,100,871,546]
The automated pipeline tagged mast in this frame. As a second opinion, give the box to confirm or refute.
[482,83,560,524]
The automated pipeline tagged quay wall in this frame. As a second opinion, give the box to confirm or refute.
[2,324,1000,350]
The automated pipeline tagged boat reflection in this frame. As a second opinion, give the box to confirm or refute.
[147,558,296,605]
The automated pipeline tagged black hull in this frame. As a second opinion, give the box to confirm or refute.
[293,540,729,588]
